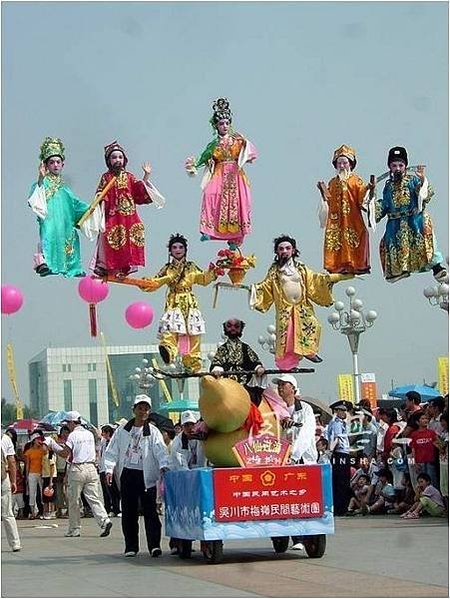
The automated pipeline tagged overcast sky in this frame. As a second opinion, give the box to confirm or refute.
[1,1,448,408]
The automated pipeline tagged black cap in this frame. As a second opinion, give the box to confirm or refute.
[330,400,351,412]
[388,146,408,167]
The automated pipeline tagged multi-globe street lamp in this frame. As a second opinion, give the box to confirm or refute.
[423,283,449,313]
[327,286,378,404]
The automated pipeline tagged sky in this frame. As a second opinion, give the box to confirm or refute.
[1,1,448,408]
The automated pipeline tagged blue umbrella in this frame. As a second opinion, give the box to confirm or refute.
[388,384,441,402]
[39,411,96,430]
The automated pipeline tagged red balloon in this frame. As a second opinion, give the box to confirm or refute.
[1,285,24,315]
[78,276,109,304]
[125,302,154,329]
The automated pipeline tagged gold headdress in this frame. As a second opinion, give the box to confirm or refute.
[332,144,357,169]
[40,137,65,162]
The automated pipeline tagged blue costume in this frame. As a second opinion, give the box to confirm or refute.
[376,174,443,283]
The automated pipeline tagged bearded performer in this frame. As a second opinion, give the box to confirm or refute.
[28,137,90,277]
[92,141,165,277]
[250,235,352,369]
[210,318,266,406]
[374,146,447,283]
[185,98,257,247]
[140,234,217,372]
[317,145,374,275]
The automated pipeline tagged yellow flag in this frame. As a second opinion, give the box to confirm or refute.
[438,357,449,395]
[6,344,24,419]
[337,374,355,403]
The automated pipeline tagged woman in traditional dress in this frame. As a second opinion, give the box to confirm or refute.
[185,98,257,247]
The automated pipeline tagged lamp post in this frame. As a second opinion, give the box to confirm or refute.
[257,325,277,356]
[423,283,449,313]
[129,358,157,391]
[327,286,378,405]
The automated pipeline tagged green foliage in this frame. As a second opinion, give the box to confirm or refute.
[1,397,37,426]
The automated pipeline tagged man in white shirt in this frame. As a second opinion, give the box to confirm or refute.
[1,433,21,551]
[171,410,206,471]
[272,374,317,551]
[46,411,112,538]
[104,395,171,558]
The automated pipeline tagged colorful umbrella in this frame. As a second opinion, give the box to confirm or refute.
[388,384,441,402]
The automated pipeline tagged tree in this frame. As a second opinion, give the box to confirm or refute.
[1,397,37,426]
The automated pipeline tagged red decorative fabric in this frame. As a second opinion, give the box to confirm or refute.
[94,171,152,275]
[244,403,264,436]
[89,303,97,337]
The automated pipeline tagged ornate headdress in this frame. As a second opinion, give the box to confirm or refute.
[104,140,128,168]
[332,144,357,170]
[40,137,65,162]
[387,146,408,167]
[211,97,233,126]
[168,233,188,251]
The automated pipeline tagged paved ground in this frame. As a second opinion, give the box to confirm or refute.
[2,515,448,597]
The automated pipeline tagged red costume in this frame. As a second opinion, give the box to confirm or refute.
[93,142,153,276]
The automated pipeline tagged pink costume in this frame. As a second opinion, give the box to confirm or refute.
[196,134,257,245]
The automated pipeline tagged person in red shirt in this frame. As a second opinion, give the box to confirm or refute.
[410,414,438,487]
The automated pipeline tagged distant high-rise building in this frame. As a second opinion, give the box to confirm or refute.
[28,344,217,425]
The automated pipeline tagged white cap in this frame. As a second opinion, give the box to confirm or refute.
[272,373,298,392]
[65,410,81,422]
[181,410,197,426]
[30,432,42,442]
[133,394,152,408]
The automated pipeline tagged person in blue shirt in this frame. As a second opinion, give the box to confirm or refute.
[326,401,351,516]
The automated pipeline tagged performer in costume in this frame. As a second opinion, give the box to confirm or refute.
[374,146,447,283]
[250,235,352,369]
[210,318,266,406]
[92,141,165,277]
[185,98,257,247]
[28,138,90,277]
[140,234,218,372]
[317,145,374,275]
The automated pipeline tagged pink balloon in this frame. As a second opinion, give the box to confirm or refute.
[125,302,154,329]
[1,285,24,315]
[78,276,109,304]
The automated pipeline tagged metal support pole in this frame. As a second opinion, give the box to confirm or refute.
[352,351,361,405]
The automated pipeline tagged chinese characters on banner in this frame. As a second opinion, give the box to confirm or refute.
[337,374,355,403]
[232,434,291,467]
[213,466,324,522]
[438,357,448,395]
[360,373,378,408]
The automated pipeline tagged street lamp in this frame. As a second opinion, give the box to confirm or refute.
[327,286,378,404]
[129,358,157,391]
[258,324,277,355]
[423,283,449,313]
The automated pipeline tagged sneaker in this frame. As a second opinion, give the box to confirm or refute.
[170,547,179,555]
[124,551,137,557]
[64,530,81,537]
[158,345,171,365]
[12,547,21,552]
[151,547,162,558]
[291,542,304,551]
[100,520,113,537]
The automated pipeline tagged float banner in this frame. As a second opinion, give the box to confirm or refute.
[213,465,324,522]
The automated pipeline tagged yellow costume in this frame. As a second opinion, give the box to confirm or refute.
[251,260,346,366]
[142,259,216,371]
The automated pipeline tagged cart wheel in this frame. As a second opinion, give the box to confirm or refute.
[179,540,192,559]
[303,535,326,558]
[201,540,223,564]
[271,536,290,554]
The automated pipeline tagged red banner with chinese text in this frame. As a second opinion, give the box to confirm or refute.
[213,466,324,522]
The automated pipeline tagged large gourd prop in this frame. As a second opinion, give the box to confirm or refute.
[199,375,279,467]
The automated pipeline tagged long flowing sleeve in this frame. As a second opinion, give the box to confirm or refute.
[140,264,175,292]
[250,270,275,313]
[304,267,334,307]
[186,263,217,287]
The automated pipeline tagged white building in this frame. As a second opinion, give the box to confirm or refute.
[28,344,217,425]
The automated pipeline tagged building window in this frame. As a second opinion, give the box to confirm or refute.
[63,380,73,411]
[88,363,97,372]
[62,364,72,373]
[88,379,98,426]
